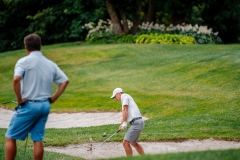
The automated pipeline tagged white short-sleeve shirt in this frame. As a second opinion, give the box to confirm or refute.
[121,93,142,122]
[14,51,68,100]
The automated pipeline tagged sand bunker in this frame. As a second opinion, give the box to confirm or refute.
[45,139,240,159]
[1,108,239,159]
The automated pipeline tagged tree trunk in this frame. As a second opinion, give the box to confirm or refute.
[105,0,124,35]
[146,0,156,23]
[131,0,142,34]
[118,6,129,34]
[170,17,186,25]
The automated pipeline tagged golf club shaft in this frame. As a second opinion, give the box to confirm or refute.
[100,130,120,145]
[94,130,120,149]
[23,134,28,160]
[101,133,116,144]
[2,100,17,104]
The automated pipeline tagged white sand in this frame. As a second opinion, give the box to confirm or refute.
[0,108,124,128]
[45,139,240,160]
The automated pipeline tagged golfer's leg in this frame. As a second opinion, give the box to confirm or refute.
[33,141,44,160]
[131,142,145,155]
[5,138,17,160]
[123,139,133,156]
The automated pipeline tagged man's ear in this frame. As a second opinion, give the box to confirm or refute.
[24,46,31,54]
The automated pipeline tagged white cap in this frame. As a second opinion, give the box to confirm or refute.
[110,88,124,99]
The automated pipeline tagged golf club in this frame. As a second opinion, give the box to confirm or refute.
[2,99,17,104]
[22,134,28,160]
[93,130,120,150]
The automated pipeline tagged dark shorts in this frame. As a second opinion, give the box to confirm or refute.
[124,119,144,143]
[5,100,50,142]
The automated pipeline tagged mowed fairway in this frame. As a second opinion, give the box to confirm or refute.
[0,43,239,159]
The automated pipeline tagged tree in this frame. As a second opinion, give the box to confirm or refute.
[104,0,240,43]
[0,0,108,52]
[144,0,156,23]
[132,0,142,34]
[0,0,239,53]
[105,0,124,34]
[201,0,240,43]
[0,0,47,52]
[104,0,198,34]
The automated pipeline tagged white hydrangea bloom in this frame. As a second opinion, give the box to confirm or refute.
[184,24,193,31]
[175,24,182,30]
[198,26,210,34]
[83,19,220,43]
[153,23,159,30]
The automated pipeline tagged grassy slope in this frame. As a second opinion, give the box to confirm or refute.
[0,43,239,159]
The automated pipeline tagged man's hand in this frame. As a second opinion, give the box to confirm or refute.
[48,97,55,104]
[17,98,27,106]
[49,80,69,104]
[120,122,127,130]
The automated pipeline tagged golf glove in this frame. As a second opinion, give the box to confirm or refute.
[121,122,127,130]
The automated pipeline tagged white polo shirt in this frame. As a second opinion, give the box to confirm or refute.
[121,93,142,122]
[14,51,68,100]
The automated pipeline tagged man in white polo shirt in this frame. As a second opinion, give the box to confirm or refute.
[111,88,145,156]
[5,33,69,160]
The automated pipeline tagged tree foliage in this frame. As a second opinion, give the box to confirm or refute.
[201,0,240,43]
[0,0,107,52]
[0,0,239,52]
[105,0,240,43]
[0,0,45,51]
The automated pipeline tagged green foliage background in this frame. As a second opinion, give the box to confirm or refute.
[0,0,107,52]
[0,0,239,52]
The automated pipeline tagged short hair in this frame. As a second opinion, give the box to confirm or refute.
[24,34,42,51]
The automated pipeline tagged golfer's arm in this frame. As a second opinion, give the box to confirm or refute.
[13,76,22,104]
[50,80,69,103]
[122,105,128,123]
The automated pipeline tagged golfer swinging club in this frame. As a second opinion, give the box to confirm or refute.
[111,88,145,156]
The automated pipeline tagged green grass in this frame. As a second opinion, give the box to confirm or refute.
[0,144,84,160]
[109,148,240,160]
[0,43,240,159]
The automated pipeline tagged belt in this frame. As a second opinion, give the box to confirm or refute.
[130,117,142,124]
[17,99,49,109]
[26,99,49,103]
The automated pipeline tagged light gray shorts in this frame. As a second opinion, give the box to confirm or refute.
[124,119,144,143]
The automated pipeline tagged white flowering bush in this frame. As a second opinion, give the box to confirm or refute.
[82,19,114,43]
[138,22,222,44]
[82,19,135,43]
[82,19,222,44]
